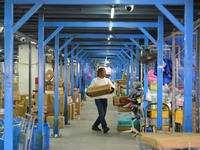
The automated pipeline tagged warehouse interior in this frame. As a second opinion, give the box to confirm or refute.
[0,0,200,150]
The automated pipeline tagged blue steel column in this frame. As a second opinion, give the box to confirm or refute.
[136,41,139,82]
[4,0,13,149]
[54,35,59,135]
[64,44,68,125]
[71,51,74,100]
[184,0,193,132]
[76,56,79,87]
[37,13,44,150]
[157,15,164,130]
[130,48,134,89]
[79,60,82,94]
[126,60,129,96]
[144,37,149,115]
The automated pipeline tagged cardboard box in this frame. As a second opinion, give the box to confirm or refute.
[118,106,131,112]
[116,79,127,85]
[45,70,54,81]
[13,105,26,117]
[13,76,18,84]
[113,96,129,106]
[47,94,64,114]
[68,103,72,120]
[68,96,73,104]
[13,83,19,91]
[24,99,34,108]
[13,91,21,100]
[46,85,54,91]
[117,126,132,131]
[51,77,65,87]
[33,105,47,113]
[87,84,111,97]
[35,93,48,106]
[46,116,64,129]
[74,93,81,115]
[59,87,64,94]
[35,84,38,90]
[72,103,75,119]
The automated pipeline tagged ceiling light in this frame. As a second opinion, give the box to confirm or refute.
[31,41,37,45]
[107,38,110,41]
[109,27,112,31]
[111,7,115,19]
[0,49,3,52]
[0,27,4,33]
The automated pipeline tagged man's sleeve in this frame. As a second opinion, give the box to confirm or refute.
[108,79,115,89]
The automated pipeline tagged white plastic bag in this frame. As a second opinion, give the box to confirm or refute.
[146,90,152,102]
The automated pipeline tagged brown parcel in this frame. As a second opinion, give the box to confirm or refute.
[73,93,81,115]
[13,91,21,100]
[45,69,55,81]
[87,84,111,97]
[67,103,72,120]
[47,94,64,114]
[51,77,65,87]
[46,116,64,129]
[13,105,26,117]
[35,93,48,106]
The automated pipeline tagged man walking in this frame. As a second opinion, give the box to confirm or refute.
[88,68,115,133]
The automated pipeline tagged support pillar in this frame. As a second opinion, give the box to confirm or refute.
[64,44,68,125]
[184,0,193,132]
[157,15,164,130]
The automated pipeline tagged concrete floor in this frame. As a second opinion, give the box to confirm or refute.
[50,94,138,150]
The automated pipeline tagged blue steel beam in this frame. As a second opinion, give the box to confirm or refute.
[71,50,74,100]
[79,52,87,59]
[66,44,79,57]
[76,56,79,87]
[122,44,136,56]
[59,34,145,39]
[13,2,42,33]
[157,15,164,130]
[54,34,59,136]
[44,26,63,45]
[184,0,193,132]
[37,13,45,150]
[139,27,158,46]
[155,4,185,34]
[84,50,129,53]
[82,47,129,50]
[121,49,131,59]
[130,38,143,50]
[70,42,135,45]
[58,37,73,52]
[143,37,149,118]
[64,44,68,125]
[79,61,81,94]
[74,48,84,58]
[136,40,139,82]
[4,0,13,149]
[13,0,186,5]
[127,60,130,96]
[119,53,126,60]
[44,22,158,28]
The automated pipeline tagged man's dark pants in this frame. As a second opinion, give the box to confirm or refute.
[93,99,108,129]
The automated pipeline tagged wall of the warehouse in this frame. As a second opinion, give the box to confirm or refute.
[18,44,53,94]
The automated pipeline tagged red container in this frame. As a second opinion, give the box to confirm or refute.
[35,77,38,84]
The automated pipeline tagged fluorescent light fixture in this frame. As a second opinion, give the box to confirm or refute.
[31,41,37,45]
[108,42,111,45]
[0,49,3,52]
[107,38,110,40]
[109,26,112,31]
[111,7,115,19]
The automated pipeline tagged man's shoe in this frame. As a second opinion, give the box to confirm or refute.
[103,127,110,133]
[92,126,101,131]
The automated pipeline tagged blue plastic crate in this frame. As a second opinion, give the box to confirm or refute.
[0,125,20,150]
[30,123,50,150]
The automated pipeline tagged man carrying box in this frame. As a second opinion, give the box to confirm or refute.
[88,68,115,133]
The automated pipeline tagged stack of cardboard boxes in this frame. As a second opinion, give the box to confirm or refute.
[113,96,132,131]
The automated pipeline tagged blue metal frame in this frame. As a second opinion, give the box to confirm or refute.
[4,1,13,150]
[54,34,59,135]
[37,13,45,150]
[64,43,69,125]
[143,37,149,117]
[76,56,79,87]
[13,0,185,5]
[71,50,74,100]
[184,0,193,132]
[157,15,164,130]
[3,1,195,149]
[136,40,139,82]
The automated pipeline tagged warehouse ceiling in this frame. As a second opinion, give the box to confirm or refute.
[0,1,200,61]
